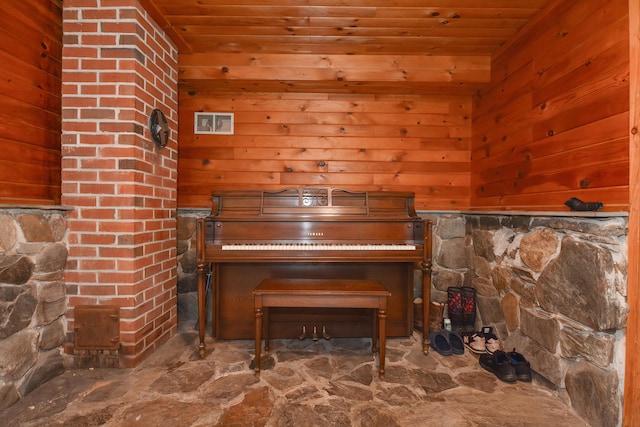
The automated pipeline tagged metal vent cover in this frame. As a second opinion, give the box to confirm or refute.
[74,305,120,350]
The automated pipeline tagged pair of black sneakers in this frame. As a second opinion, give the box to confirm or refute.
[479,348,532,383]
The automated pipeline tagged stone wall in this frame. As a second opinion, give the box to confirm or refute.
[430,213,627,427]
[0,209,69,410]
[176,212,205,325]
[176,210,628,426]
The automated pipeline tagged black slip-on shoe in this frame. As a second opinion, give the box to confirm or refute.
[509,349,532,382]
[429,331,453,356]
[479,350,517,383]
[445,331,465,355]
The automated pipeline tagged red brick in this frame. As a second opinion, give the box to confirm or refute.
[79,208,116,219]
[64,271,97,283]
[66,220,98,232]
[143,327,162,347]
[97,296,137,308]
[64,70,99,82]
[80,233,116,245]
[79,184,116,195]
[99,121,139,133]
[67,296,102,308]
[97,170,138,182]
[82,9,117,20]
[63,96,99,107]
[79,259,116,270]
[65,46,100,58]
[64,0,98,7]
[101,22,139,34]
[67,246,98,258]
[62,9,79,20]
[82,35,118,46]
[79,284,116,295]
[81,108,116,120]
[98,221,137,233]
[81,83,117,95]
[115,282,147,295]
[62,122,98,133]
[62,109,79,120]
[99,246,136,258]
[95,149,136,160]
[99,271,144,284]
[81,158,117,169]
[99,196,136,207]
[61,170,98,181]
[62,146,99,157]
[119,316,146,332]
[64,22,99,33]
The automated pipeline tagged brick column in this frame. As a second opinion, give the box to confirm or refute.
[61,0,178,367]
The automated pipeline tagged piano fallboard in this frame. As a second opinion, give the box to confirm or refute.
[202,216,424,262]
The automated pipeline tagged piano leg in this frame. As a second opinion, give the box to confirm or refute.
[422,300,429,355]
[197,260,207,358]
[254,306,263,377]
[378,307,387,378]
[422,220,433,355]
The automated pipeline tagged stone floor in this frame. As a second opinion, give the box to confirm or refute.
[2,326,590,427]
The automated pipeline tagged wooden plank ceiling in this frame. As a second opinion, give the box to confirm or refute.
[147,0,550,95]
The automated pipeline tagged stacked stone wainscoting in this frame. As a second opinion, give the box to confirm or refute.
[425,214,472,305]
[430,214,626,427]
[0,210,69,410]
[176,211,207,324]
[176,211,628,426]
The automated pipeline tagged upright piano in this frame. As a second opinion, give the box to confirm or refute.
[196,187,432,355]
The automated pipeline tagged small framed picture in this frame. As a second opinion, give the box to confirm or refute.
[194,112,234,134]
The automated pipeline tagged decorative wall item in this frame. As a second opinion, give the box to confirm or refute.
[194,112,234,134]
[148,108,169,147]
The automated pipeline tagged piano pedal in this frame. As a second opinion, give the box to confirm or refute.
[312,326,319,341]
[298,325,307,340]
[322,326,331,340]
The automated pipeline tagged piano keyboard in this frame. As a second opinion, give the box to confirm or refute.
[221,243,417,251]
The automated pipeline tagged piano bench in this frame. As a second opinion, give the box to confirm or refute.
[252,278,391,378]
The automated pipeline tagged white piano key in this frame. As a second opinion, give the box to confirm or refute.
[221,243,416,251]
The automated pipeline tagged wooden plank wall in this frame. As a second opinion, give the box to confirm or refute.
[471,0,630,211]
[0,0,62,205]
[178,92,471,211]
[625,1,639,424]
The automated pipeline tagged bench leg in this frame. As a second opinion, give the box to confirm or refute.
[264,308,270,355]
[371,308,378,355]
[254,307,263,377]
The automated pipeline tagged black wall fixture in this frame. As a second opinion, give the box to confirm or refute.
[148,108,169,148]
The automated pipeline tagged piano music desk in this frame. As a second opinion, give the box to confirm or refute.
[253,278,391,378]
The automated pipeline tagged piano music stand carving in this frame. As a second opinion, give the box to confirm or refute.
[195,187,433,358]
